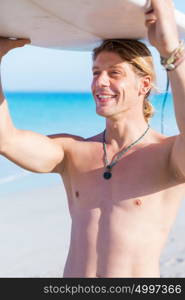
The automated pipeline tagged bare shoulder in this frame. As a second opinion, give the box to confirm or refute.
[48,131,103,143]
[49,132,105,157]
[150,130,185,183]
[46,133,86,174]
[148,128,176,147]
[47,132,85,148]
[147,129,179,166]
[85,132,103,142]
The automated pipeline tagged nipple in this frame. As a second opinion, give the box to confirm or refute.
[134,199,142,206]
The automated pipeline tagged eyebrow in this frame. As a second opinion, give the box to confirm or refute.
[92,65,124,71]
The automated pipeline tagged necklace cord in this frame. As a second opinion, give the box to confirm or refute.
[103,123,150,169]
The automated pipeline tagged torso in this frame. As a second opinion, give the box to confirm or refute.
[54,130,185,278]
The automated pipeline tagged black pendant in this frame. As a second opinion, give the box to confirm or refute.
[103,171,112,180]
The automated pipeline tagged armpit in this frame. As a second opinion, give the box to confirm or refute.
[173,168,185,182]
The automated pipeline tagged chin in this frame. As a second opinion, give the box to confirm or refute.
[96,108,113,118]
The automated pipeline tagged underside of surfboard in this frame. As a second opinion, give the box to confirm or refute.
[0,0,185,51]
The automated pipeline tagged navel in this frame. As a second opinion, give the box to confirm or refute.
[134,199,142,206]
[75,191,79,198]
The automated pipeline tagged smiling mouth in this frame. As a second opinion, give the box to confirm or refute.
[96,94,117,103]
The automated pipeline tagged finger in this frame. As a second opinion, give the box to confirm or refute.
[10,38,31,44]
[16,38,31,43]
[145,19,156,28]
[145,10,157,19]
[0,37,31,46]
[145,8,154,15]
[8,38,31,48]
[144,12,157,26]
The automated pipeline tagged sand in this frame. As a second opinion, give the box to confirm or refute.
[0,182,184,278]
[0,183,71,277]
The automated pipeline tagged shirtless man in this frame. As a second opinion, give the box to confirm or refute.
[0,0,185,278]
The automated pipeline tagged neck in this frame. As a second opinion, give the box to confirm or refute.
[104,116,150,151]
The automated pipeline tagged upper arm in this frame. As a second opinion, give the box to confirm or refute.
[1,129,65,174]
[1,129,83,174]
[169,134,185,181]
[47,133,84,174]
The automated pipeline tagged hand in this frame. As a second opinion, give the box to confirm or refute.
[145,0,179,57]
[0,37,30,59]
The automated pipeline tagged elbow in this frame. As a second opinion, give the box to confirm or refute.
[41,150,65,174]
[0,127,17,155]
[0,141,8,156]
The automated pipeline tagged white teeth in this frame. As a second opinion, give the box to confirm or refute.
[97,95,115,99]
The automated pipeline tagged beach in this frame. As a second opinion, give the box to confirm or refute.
[0,180,71,277]
[0,91,184,278]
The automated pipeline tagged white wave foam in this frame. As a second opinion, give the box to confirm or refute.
[0,170,31,184]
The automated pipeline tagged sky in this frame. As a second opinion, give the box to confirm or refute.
[1,0,185,92]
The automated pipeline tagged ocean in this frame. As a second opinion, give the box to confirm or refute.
[0,91,179,196]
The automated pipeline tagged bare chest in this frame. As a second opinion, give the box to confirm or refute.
[63,142,185,213]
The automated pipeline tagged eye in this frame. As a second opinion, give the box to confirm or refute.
[110,71,121,76]
[92,71,100,76]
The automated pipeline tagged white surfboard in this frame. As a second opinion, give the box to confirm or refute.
[0,0,185,51]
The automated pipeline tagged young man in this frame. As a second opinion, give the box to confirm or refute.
[0,0,185,277]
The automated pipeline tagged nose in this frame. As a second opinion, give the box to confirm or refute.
[94,72,110,87]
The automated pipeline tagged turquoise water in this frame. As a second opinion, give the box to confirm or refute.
[0,91,179,195]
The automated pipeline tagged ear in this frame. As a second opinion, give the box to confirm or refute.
[139,75,152,96]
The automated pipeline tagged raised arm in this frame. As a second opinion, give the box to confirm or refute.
[0,38,64,173]
[145,0,185,181]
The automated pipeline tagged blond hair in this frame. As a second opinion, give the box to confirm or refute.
[92,39,156,122]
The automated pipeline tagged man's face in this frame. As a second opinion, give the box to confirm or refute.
[91,51,143,119]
